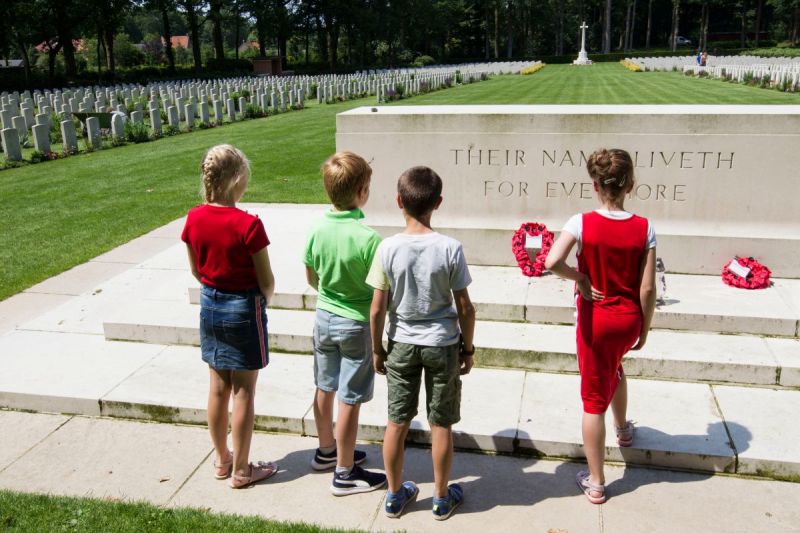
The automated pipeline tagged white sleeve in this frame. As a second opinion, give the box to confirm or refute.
[647,221,657,249]
[562,214,582,242]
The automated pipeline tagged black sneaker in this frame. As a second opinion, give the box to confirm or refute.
[330,465,387,496]
[311,447,367,471]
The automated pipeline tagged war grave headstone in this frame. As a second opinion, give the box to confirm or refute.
[337,105,800,277]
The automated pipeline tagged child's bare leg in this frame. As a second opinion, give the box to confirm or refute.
[313,388,336,449]
[610,374,628,429]
[582,411,607,494]
[430,424,454,498]
[336,401,361,468]
[383,420,410,492]
[208,368,233,463]
[231,369,259,476]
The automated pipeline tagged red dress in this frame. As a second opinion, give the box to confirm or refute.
[576,212,648,414]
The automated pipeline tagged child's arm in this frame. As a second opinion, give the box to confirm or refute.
[453,287,476,375]
[632,248,657,350]
[369,288,389,375]
[252,247,275,303]
[185,244,201,282]
[305,266,319,290]
[545,232,604,301]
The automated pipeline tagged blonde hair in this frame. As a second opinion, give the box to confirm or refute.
[586,148,635,201]
[200,144,250,203]
[321,151,372,209]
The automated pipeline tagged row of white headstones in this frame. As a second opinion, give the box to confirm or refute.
[0,61,539,162]
[628,55,800,87]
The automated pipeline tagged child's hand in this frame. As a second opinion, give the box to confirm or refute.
[631,334,648,351]
[373,347,388,375]
[459,355,474,375]
[577,275,604,302]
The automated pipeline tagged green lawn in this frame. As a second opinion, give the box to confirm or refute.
[0,490,361,532]
[1,62,798,301]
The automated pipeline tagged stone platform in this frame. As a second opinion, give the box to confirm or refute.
[1,204,799,481]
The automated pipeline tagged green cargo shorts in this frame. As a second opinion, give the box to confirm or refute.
[385,340,461,427]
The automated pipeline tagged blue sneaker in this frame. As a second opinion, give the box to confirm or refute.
[432,483,463,521]
[385,481,419,518]
[330,465,387,496]
[311,447,367,471]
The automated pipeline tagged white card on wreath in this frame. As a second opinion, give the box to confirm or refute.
[525,234,543,250]
[729,259,751,278]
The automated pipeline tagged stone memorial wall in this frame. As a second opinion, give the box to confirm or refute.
[337,105,800,277]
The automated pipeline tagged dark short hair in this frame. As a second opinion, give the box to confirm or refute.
[398,166,442,218]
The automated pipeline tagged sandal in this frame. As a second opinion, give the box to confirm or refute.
[213,451,233,480]
[432,483,464,521]
[576,471,606,504]
[615,421,635,447]
[229,461,278,489]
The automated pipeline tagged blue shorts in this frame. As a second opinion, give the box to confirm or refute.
[200,285,269,371]
[313,309,374,405]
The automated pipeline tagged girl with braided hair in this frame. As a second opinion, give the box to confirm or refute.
[181,144,278,489]
[545,148,657,504]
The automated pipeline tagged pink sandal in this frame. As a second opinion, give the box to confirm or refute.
[615,421,635,447]
[213,451,233,480]
[229,461,278,489]
[576,471,606,504]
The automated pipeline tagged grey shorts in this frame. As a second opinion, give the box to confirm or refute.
[313,309,374,405]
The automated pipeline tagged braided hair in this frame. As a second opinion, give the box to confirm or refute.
[200,144,250,203]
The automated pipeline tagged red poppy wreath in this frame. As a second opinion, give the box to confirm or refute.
[722,256,771,290]
[511,222,554,277]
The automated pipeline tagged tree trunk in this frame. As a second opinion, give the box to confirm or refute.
[182,1,202,73]
[754,0,763,47]
[209,0,225,60]
[670,0,680,52]
[630,0,637,49]
[740,2,747,48]
[701,3,710,51]
[645,0,653,49]
[603,0,612,54]
[47,43,62,85]
[55,1,78,77]
[316,14,328,65]
[507,0,514,57]
[623,1,632,51]
[556,0,564,55]
[161,3,175,74]
[793,7,800,47]
[15,38,32,88]
[104,28,116,78]
[234,6,241,60]
[493,3,499,58]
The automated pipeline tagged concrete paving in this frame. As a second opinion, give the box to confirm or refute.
[2,204,800,482]
[3,411,800,533]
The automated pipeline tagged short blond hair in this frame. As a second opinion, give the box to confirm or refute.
[321,151,372,209]
[200,144,250,203]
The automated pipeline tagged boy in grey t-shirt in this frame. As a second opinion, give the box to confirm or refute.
[367,166,476,521]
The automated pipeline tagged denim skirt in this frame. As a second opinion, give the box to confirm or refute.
[199,285,269,370]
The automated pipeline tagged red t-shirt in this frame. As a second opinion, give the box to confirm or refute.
[181,204,269,291]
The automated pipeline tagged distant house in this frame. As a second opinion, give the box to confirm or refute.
[163,36,190,49]
[0,59,24,68]
[35,39,86,53]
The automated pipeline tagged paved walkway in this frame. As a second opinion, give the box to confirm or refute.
[2,410,799,533]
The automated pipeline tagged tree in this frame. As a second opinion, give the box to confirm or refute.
[177,0,203,71]
[602,0,612,53]
[670,0,681,51]
[146,0,176,73]
[208,0,225,60]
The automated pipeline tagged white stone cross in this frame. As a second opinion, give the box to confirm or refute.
[580,22,588,53]
[574,21,593,65]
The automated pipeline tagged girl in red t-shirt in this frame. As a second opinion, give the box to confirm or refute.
[181,144,278,489]
[546,148,657,504]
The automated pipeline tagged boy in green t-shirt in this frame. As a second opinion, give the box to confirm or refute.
[303,151,387,495]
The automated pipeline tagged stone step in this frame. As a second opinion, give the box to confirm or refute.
[2,329,798,480]
[102,302,800,389]
[187,267,800,338]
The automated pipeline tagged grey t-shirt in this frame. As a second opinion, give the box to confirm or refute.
[367,232,472,347]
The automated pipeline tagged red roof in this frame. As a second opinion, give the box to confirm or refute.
[163,36,189,49]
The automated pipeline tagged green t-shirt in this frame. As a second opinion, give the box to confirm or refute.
[303,208,381,322]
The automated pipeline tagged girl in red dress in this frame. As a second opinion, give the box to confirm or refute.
[545,148,657,504]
